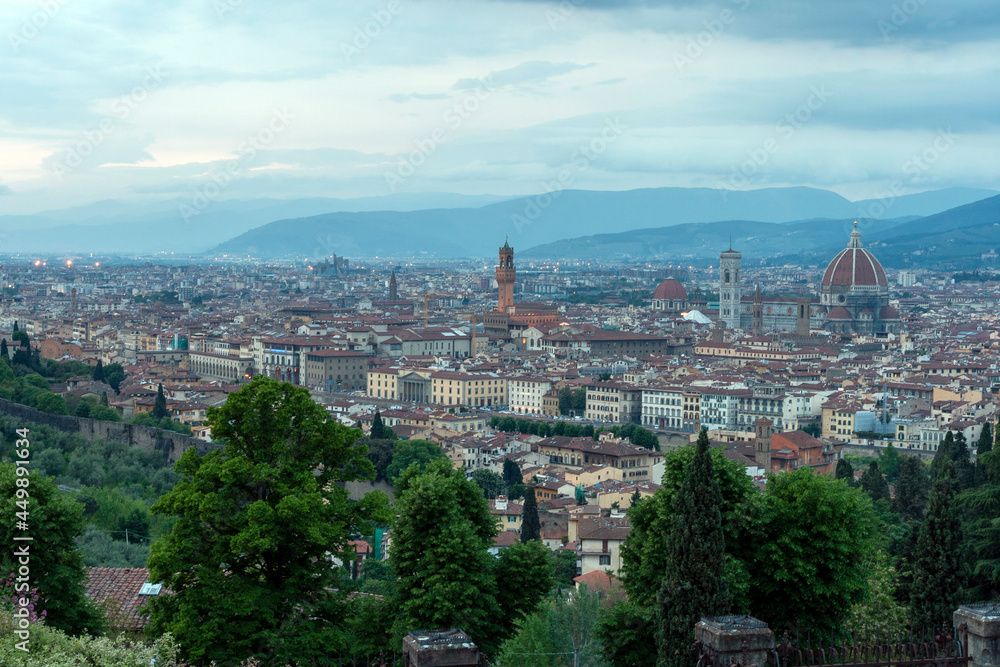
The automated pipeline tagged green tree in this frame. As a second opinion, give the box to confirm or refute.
[656,428,730,667]
[975,421,994,486]
[598,372,612,382]
[551,550,577,589]
[521,487,541,542]
[495,540,553,626]
[746,469,878,633]
[370,410,395,440]
[385,439,447,482]
[835,458,856,485]
[145,377,387,664]
[92,359,104,382]
[34,391,68,415]
[152,383,168,419]
[878,444,902,483]
[950,432,975,491]
[597,601,658,667]
[844,551,909,638]
[932,431,956,480]
[497,586,607,667]
[0,339,7,360]
[101,363,125,392]
[620,439,756,607]
[910,463,964,631]
[503,458,523,490]
[0,463,103,635]
[892,456,930,521]
[960,447,1000,596]
[860,461,890,503]
[472,468,505,499]
[359,435,395,482]
[75,399,92,418]
[390,458,501,653]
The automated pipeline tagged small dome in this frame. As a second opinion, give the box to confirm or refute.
[653,278,687,301]
[827,306,852,320]
[880,305,901,320]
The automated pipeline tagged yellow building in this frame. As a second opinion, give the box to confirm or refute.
[367,367,506,408]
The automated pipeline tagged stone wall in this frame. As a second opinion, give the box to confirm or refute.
[840,442,937,461]
[0,397,216,464]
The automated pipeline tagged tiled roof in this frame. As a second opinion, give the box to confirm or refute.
[85,567,164,629]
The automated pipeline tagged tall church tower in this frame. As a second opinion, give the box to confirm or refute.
[754,417,774,473]
[496,238,516,313]
[751,283,763,336]
[719,247,742,330]
[388,270,398,301]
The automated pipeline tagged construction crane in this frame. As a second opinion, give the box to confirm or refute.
[409,293,462,329]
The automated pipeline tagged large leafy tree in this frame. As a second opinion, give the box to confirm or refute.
[145,377,387,664]
[620,435,756,607]
[746,469,878,633]
[910,462,964,630]
[390,458,502,653]
[471,468,505,499]
[835,458,856,485]
[0,463,103,635]
[494,540,553,625]
[656,429,730,667]
[385,439,447,482]
[497,586,607,667]
[961,447,1000,596]
[974,421,994,486]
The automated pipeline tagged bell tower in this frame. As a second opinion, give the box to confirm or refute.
[496,238,516,313]
[719,246,742,330]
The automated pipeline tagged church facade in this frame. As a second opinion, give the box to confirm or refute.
[717,224,902,335]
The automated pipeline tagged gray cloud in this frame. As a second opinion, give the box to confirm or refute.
[452,61,594,92]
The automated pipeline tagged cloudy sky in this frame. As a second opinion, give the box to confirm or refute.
[1,0,998,214]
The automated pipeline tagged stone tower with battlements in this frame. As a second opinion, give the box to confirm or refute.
[496,238,516,313]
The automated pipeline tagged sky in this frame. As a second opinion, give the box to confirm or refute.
[1,0,999,215]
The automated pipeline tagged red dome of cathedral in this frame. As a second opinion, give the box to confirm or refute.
[821,223,887,289]
[653,278,687,301]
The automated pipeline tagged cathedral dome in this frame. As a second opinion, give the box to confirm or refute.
[827,306,852,320]
[821,223,887,289]
[653,278,687,301]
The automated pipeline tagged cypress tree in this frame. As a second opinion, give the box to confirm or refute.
[656,428,730,667]
[910,462,964,631]
[835,458,856,485]
[93,359,104,382]
[860,461,890,503]
[892,456,930,521]
[370,410,387,439]
[152,383,168,419]
[502,458,522,491]
[975,421,994,486]
[630,487,642,507]
[950,432,975,491]
[12,320,18,332]
[0,338,7,360]
[520,488,540,542]
[931,432,955,481]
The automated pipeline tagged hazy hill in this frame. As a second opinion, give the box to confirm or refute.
[521,194,1000,269]
[208,186,996,259]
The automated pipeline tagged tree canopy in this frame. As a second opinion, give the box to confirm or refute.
[145,377,389,664]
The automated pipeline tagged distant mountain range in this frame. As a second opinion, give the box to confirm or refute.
[207,186,998,260]
[521,194,1000,269]
[1,186,998,265]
